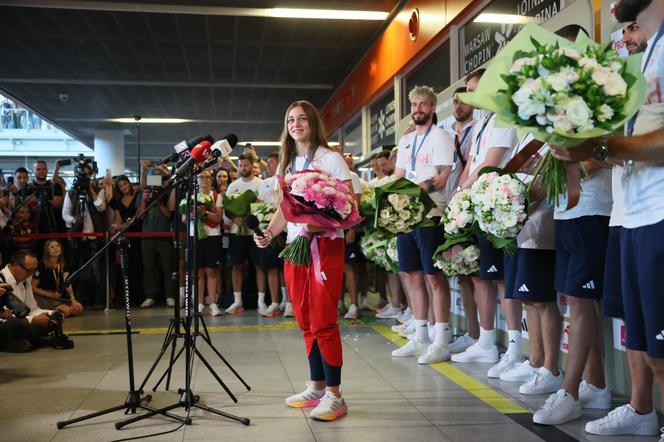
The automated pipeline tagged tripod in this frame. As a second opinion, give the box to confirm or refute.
[115,165,250,429]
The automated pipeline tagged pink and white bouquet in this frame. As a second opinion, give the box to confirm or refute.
[470,170,527,253]
[433,243,480,277]
[278,170,362,275]
[441,188,476,237]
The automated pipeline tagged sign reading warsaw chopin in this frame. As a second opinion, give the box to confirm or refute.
[460,0,567,75]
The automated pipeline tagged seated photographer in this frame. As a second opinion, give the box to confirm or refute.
[31,239,83,318]
[0,281,52,352]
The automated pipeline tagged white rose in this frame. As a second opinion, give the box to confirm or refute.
[565,97,593,128]
[512,87,532,107]
[603,73,627,96]
[509,57,535,73]
[518,100,545,120]
[591,67,611,86]
[579,57,600,69]
[557,47,581,60]
[553,116,573,133]
[597,104,615,122]
[546,72,569,92]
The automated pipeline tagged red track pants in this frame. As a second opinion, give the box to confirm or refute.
[283,237,345,367]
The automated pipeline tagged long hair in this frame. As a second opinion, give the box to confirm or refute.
[42,239,66,268]
[278,100,329,176]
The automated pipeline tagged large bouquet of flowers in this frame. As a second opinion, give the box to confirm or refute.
[359,185,376,219]
[178,192,217,239]
[359,232,398,273]
[278,170,362,278]
[441,188,476,237]
[433,243,480,277]
[470,169,528,253]
[251,201,284,248]
[373,178,435,234]
[222,189,258,235]
[460,23,646,205]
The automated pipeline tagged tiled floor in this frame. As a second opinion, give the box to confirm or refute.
[0,307,658,441]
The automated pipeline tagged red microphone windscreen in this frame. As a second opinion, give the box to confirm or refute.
[190,140,212,162]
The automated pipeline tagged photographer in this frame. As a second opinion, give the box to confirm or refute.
[30,160,65,234]
[8,167,33,210]
[1,250,52,328]
[138,160,176,308]
[62,159,108,308]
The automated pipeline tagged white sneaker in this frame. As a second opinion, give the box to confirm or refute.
[225,302,244,315]
[585,404,659,436]
[344,304,359,319]
[500,360,538,382]
[257,301,268,315]
[198,303,205,314]
[283,302,294,317]
[451,341,499,363]
[140,298,155,308]
[309,391,347,421]
[391,339,429,358]
[166,297,175,307]
[397,307,412,324]
[279,299,287,311]
[447,333,477,354]
[417,343,451,364]
[359,297,375,311]
[397,319,415,338]
[375,305,402,319]
[579,380,612,409]
[519,367,563,395]
[262,303,280,317]
[533,389,581,425]
[488,352,524,378]
[285,382,325,408]
[209,303,223,317]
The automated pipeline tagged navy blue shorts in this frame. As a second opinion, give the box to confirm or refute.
[554,216,609,298]
[621,220,664,358]
[504,248,556,302]
[602,226,623,318]
[196,236,221,269]
[478,235,504,280]
[345,235,365,264]
[257,245,282,270]
[396,222,443,275]
[228,235,260,267]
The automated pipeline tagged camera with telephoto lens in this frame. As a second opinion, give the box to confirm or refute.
[0,285,30,318]
[48,310,74,349]
[72,154,97,193]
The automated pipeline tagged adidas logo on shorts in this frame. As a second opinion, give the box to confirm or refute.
[582,280,596,290]
[487,265,498,273]
[349,253,356,259]
[656,330,664,341]
[518,284,529,292]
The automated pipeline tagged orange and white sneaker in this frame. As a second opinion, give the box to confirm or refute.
[261,303,281,317]
[285,382,326,408]
[225,302,244,315]
[309,391,347,421]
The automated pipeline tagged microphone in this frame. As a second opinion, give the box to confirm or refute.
[196,133,240,171]
[174,140,212,177]
[159,135,214,164]
[244,214,264,237]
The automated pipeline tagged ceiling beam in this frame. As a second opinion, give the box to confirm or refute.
[0,78,333,89]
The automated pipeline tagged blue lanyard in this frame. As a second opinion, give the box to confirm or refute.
[456,124,473,149]
[474,113,494,157]
[290,147,316,173]
[410,125,433,171]
[627,23,664,136]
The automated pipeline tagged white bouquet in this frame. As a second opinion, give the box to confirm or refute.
[441,188,476,237]
[373,178,435,234]
[470,171,527,253]
[434,243,480,277]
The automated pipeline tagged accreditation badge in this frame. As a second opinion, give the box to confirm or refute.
[406,170,417,181]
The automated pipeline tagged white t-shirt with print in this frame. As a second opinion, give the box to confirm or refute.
[553,167,612,220]
[395,125,455,216]
[258,175,279,206]
[277,146,352,244]
[467,113,518,176]
[225,176,262,234]
[622,31,664,229]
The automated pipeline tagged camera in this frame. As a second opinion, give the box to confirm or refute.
[48,310,74,349]
[0,286,30,318]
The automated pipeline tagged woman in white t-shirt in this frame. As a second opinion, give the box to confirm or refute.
[193,170,223,316]
[254,100,350,422]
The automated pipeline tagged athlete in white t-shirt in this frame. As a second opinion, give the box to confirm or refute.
[391,86,455,365]
[254,101,352,421]
[452,69,522,373]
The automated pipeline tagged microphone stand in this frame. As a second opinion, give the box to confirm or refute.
[57,175,191,430]
[115,164,250,430]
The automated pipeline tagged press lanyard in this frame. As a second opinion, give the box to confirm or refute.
[410,125,433,172]
[474,113,494,157]
[290,147,317,173]
[627,23,664,136]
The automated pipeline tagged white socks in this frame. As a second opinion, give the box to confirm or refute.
[233,292,242,306]
[258,292,266,304]
[281,286,289,302]
[507,329,522,356]
[479,326,496,349]
[414,319,429,342]
[433,323,450,348]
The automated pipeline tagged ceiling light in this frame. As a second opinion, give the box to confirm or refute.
[109,118,192,124]
[473,13,533,24]
[268,8,388,20]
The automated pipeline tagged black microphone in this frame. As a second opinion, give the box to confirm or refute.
[244,214,263,237]
[160,135,214,164]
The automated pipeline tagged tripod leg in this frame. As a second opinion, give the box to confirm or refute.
[138,323,176,392]
[152,344,185,391]
[199,333,252,391]
[164,329,179,391]
[57,403,129,429]
[115,402,189,430]
[193,403,250,426]
[194,348,238,403]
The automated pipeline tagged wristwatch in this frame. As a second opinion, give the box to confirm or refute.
[592,137,610,162]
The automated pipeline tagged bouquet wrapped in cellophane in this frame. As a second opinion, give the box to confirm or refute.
[278,170,362,281]
[373,178,435,234]
[460,23,646,206]
[222,189,258,235]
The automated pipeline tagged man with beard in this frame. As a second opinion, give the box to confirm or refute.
[390,85,455,365]
[30,160,65,234]
[224,154,263,314]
